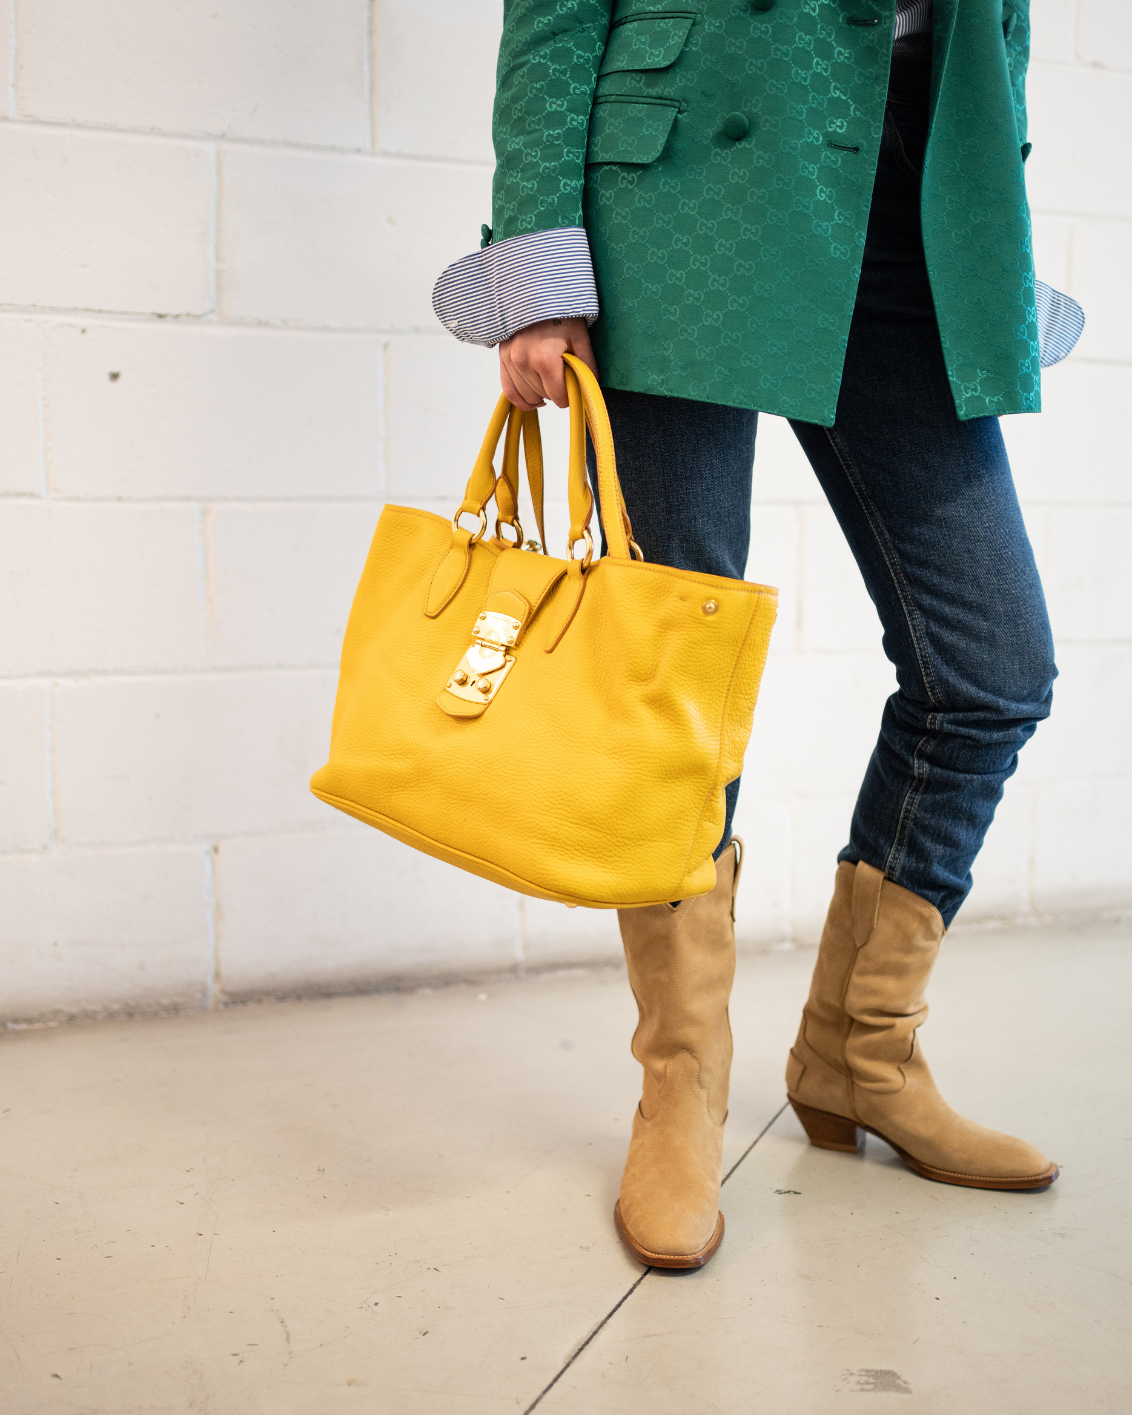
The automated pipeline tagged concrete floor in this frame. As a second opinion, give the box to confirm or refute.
[2,920,1129,1415]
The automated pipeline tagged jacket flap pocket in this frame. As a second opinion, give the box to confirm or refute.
[599,14,696,75]
[586,98,679,165]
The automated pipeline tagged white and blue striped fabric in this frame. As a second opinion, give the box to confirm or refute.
[894,0,933,40]
[432,226,1085,368]
[1035,280,1086,368]
[432,227,599,347]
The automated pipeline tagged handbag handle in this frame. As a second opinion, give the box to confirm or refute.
[452,354,640,565]
[562,353,641,563]
[494,406,548,553]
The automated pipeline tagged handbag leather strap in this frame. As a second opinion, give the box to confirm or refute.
[451,355,638,566]
[563,354,637,562]
[494,407,548,555]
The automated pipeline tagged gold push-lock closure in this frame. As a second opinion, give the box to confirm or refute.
[444,610,521,705]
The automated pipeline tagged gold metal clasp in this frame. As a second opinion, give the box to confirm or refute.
[443,610,522,706]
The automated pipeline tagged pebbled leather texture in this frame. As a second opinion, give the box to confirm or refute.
[491,0,1037,425]
[787,860,1056,1183]
[616,841,740,1259]
[423,527,474,618]
[310,360,777,908]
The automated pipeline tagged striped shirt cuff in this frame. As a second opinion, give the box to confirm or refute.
[432,227,600,347]
[1035,280,1085,369]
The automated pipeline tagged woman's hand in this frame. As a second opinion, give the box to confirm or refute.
[498,317,598,410]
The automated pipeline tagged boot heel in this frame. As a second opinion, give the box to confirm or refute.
[790,1099,862,1154]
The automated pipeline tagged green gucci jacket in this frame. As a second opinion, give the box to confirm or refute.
[485,0,1038,425]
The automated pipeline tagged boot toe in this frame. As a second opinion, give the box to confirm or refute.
[614,1198,724,1268]
[889,1122,1059,1190]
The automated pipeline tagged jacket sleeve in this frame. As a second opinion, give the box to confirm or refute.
[1004,1,1030,151]
[432,1,612,347]
[491,0,613,239]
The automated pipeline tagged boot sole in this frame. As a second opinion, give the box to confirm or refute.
[613,1200,725,1269]
[789,1098,1059,1192]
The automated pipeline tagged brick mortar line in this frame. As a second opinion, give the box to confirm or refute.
[6,496,1132,510]
[0,825,373,855]
[0,496,390,505]
[1029,57,1132,77]
[0,59,1125,158]
[4,818,1132,863]
[0,666,337,684]
[0,113,495,165]
[3,300,1127,358]
[0,307,463,336]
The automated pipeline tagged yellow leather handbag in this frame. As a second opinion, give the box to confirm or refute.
[310,356,777,908]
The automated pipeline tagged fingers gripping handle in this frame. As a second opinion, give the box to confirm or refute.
[453,358,637,564]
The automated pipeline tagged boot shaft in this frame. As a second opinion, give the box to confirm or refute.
[617,841,740,1122]
[792,859,944,1092]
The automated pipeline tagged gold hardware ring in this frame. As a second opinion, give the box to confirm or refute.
[452,508,488,542]
[494,515,525,547]
[568,527,595,570]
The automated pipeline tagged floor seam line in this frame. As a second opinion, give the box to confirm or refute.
[522,1270,650,1414]
[522,1101,787,1412]
[722,1101,789,1187]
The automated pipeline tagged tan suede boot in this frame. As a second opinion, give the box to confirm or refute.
[614,840,742,1268]
[786,860,1058,1190]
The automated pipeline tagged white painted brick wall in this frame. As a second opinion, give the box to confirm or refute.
[17,0,371,148]
[0,847,212,1018]
[0,321,45,495]
[1,0,1128,1023]
[216,829,521,998]
[0,683,51,852]
[53,672,337,844]
[220,147,490,327]
[0,126,215,314]
[374,0,499,163]
[46,324,384,500]
[209,505,379,668]
[0,504,207,674]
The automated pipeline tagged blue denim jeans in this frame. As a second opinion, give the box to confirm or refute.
[588,55,1056,926]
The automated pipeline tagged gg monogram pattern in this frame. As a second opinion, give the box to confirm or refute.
[491,0,1037,426]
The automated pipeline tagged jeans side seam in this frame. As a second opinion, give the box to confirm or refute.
[822,426,945,710]
[886,719,939,881]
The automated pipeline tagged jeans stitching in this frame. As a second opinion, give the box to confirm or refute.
[822,427,944,709]
[821,427,944,886]
[886,721,938,879]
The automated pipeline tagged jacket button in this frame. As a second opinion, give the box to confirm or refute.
[847,12,880,24]
[723,112,750,141]
[750,0,776,10]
